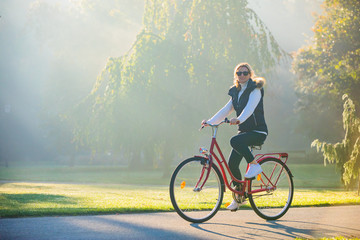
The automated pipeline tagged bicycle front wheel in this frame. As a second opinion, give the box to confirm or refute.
[169,157,224,223]
[248,157,294,220]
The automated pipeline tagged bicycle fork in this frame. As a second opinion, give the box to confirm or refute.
[193,155,213,192]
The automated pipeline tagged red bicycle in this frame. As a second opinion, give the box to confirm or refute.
[169,118,294,223]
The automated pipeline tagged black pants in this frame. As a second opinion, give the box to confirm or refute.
[228,131,267,184]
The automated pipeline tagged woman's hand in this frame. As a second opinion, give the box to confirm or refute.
[201,119,209,126]
[199,119,209,130]
[229,118,240,125]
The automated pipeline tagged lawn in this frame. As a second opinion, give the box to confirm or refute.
[0,165,167,185]
[0,163,344,188]
[0,163,359,218]
[295,237,360,240]
[0,181,359,218]
[0,182,172,218]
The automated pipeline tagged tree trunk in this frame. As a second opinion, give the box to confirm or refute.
[129,149,142,170]
[358,169,360,196]
[162,140,173,179]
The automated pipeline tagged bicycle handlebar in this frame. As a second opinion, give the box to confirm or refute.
[199,118,230,131]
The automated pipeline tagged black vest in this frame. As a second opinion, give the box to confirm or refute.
[228,79,268,134]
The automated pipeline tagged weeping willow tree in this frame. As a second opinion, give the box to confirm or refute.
[312,95,360,194]
[73,0,286,171]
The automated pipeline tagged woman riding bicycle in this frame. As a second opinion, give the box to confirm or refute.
[202,62,268,211]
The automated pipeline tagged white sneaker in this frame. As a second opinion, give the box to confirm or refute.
[226,200,239,211]
[244,163,262,179]
[226,199,247,211]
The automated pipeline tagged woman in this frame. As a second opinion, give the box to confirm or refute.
[201,62,268,211]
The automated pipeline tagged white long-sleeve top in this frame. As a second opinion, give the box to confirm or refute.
[207,81,266,135]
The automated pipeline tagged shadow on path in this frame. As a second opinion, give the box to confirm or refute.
[1,214,202,240]
[191,218,359,240]
[191,221,306,240]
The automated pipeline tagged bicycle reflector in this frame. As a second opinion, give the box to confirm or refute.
[199,147,209,155]
[257,174,261,181]
[180,181,186,189]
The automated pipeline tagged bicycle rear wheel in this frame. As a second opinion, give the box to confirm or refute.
[169,157,224,223]
[248,157,293,220]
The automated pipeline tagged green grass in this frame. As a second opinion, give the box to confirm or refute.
[291,189,360,207]
[0,182,172,218]
[0,163,358,218]
[295,237,360,240]
[222,188,360,209]
[0,182,359,218]
[0,163,343,188]
[0,165,168,185]
[288,163,343,188]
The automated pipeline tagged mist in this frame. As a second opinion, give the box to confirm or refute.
[0,0,322,166]
[0,0,143,164]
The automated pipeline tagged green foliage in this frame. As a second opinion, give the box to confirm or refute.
[74,0,286,168]
[312,95,360,193]
[292,0,360,141]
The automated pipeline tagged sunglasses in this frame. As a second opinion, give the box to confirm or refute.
[236,71,249,76]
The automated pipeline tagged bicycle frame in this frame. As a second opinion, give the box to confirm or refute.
[196,121,289,197]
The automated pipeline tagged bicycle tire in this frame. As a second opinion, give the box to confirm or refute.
[169,156,224,223]
[248,157,294,220]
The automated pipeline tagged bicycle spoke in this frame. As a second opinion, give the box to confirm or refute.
[170,157,224,223]
[249,158,293,220]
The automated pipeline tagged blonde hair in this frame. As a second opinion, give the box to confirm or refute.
[233,62,258,90]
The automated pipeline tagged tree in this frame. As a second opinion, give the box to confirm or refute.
[74,0,286,170]
[312,95,360,194]
[292,0,360,142]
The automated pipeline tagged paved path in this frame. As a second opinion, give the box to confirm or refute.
[1,206,360,240]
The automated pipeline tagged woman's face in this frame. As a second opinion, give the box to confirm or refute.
[236,66,251,84]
